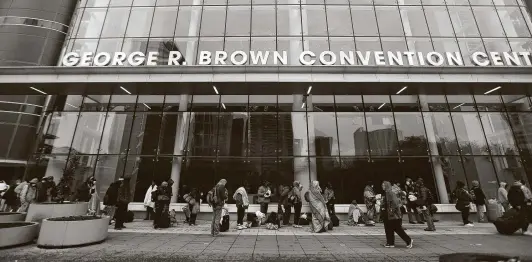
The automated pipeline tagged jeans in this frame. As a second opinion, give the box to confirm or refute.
[476,204,486,222]
[211,206,223,236]
[283,205,292,225]
[422,208,435,230]
[260,203,269,215]
[384,219,411,246]
[190,214,197,225]
[407,205,421,223]
[115,202,128,229]
[293,202,302,225]
[145,206,153,220]
[461,207,471,225]
[237,205,245,225]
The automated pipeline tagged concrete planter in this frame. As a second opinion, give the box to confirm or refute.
[37,216,110,248]
[0,212,26,222]
[25,202,88,225]
[0,222,39,248]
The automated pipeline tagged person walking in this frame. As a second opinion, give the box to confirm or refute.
[143,181,157,220]
[279,183,292,225]
[323,182,336,216]
[454,181,474,226]
[498,182,509,212]
[153,181,172,229]
[364,183,377,225]
[18,178,38,212]
[415,178,435,231]
[307,181,331,233]
[257,181,271,215]
[233,186,249,230]
[381,181,413,249]
[114,178,131,230]
[211,179,227,237]
[405,177,422,224]
[291,181,303,228]
[471,180,487,223]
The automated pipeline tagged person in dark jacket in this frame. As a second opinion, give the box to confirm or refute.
[416,178,435,231]
[508,182,530,235]
[114,178,131,230]
[323,182,336,216]
[188,188,200,226]
[76,177,94,202]
[471,180,487,222]
[381,181,413,249]
[153,181,172,229]
[291,181,303,228]
[211,179,227,237]
[454,181,473,226]
[404,177,422,224]
[279,184,292,225]
[2,179,21,211]
[103,181,120,224]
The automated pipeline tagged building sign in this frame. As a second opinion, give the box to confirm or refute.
[61,50,532,67]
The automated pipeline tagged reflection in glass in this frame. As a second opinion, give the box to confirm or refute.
[479,112,519,155]
[462,156,499,199]
[452,113,490,155]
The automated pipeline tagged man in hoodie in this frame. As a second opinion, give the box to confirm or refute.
[211,179,227,237]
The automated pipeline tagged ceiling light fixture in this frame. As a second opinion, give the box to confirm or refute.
[29,86,46,95]
[396,86,408,94]
[378,103,386,110]
[65,103,79,109]
[120,86,131,94]
[307,86,313,95]
[452,103,465,110]
[213,85,219,95]
[484,86,502,95]
[143,103,151,110]
[222,103,226,110]
[301,102,306,109]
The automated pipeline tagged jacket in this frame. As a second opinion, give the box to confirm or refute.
[416,185,432,207]
[454,188,471,211]
[497,187,508,204]
[323,188,335,204]
[381,195,402,221]
[76,182,91,202]
[472,186,486,205]
[257,186,271,204]
[103,182,119,206]
[143,185,157,207]
[279,186,291,206]
[214,183,227,207]
[291,186,302,204]
[508,185,526,208]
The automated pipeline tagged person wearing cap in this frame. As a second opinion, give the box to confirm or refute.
[18,178,38,212]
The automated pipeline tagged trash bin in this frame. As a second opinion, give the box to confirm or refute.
[440,253,522,262]
[486,199,502,222]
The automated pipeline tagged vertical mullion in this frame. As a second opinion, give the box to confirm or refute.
[121,95,140,178]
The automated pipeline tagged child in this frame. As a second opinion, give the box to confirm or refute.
[348,200,363,226]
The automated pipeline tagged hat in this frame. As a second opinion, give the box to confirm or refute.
[29,178,39,183]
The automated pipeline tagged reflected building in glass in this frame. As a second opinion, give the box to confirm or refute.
[1,0,532,207]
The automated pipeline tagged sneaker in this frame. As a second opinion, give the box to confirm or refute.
[424,228,435,232]
[384,244,395,248]
[523,231,532,236]
[465,223,474,227]
[409,221,416,224]
[407,240,413,249]
[237,225,244,230]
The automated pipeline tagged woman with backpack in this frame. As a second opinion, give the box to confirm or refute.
[454,181,474,226]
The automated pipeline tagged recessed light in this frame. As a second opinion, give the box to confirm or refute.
[453,103,465,110]
[29,86,46,95]
[221,103,226,110]
[65,103,78,109]
[378,103,386,110]
[213,85,219,95]
[396,86,408,94]
[143,103,151,110]
[484,86,501,95]
[301,102,306,109]
[307,86,313,95]
[120,86,131,94]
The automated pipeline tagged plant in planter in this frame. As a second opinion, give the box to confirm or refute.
[55,154,82,203]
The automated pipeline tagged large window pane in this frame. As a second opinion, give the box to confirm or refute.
[175,6,201,37]
[479,112,519,155]
[472,6,506,37]
[366,113,398,156]
[101,8,130,37]
[76,8,106,38]
[125,7,154,37]
[200,6,227,36]
[277,5,302,36]
[497,7,531,37]
[425,112,460,155]
[226,6,251,36]
[448,6,480,37]
[452,113,490,155]
[400,6,429,37]
[70,112,106,155]
[150,7,179,37]
[376,6,404,36]
[302,5,328,36]
[462,156,498,199]
[326,6,353,36]
[424,6,455,37]
[100,112,134,154]
[252,6,276,36]
[351,6,379,36]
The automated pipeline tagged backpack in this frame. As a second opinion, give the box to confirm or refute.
[207,187,217,205]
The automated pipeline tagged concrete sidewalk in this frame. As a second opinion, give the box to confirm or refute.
[2,220,532,262]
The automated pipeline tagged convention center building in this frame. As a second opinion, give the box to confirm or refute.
[1,0,532,207]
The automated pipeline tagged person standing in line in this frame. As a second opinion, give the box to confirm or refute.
[189,188,200,226]
[0,180,8,211]
[153,181,172,229]
[323,182,336,216]
[291,181,303,228]
[103,180,120,225]
[471,180,487,223]
[404,178,422,224]
[18,178,38,212]
[143,180,157,220]
[88,178,100,215]
[508,181,532,236]
[498,182,509,212]
[454,181,474,226]
[279,183,292,226]
[233,185,249,230]
[2,179,21,212]
[381,181,413,249]
[307,181,331,233]
[211,179,227,237]
[416,178,435,232]
[258,181,271,215]
[114,178,131,230]
[364,183,377,225]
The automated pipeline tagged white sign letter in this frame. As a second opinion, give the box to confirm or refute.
[250,51,270,65]
[319,51,336,66]
[168,51,183,65]
[472,52,489,66]
[356,51,371,66]
[111,52,127,66]
[146,52,158,66]
[199,51,212,65]
[62,52,80,66]
[128,52,145,66]
[426,52,444,66]
[215,51,227,65]
[300,51,316,66]
[93,52,111,66]
[489,52,504,66]
[339,51,355,65]
[374,51,386,66]
[231,51,248,65]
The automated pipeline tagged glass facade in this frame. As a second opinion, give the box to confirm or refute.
[26,93,532,205]
[63,0,532,66]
